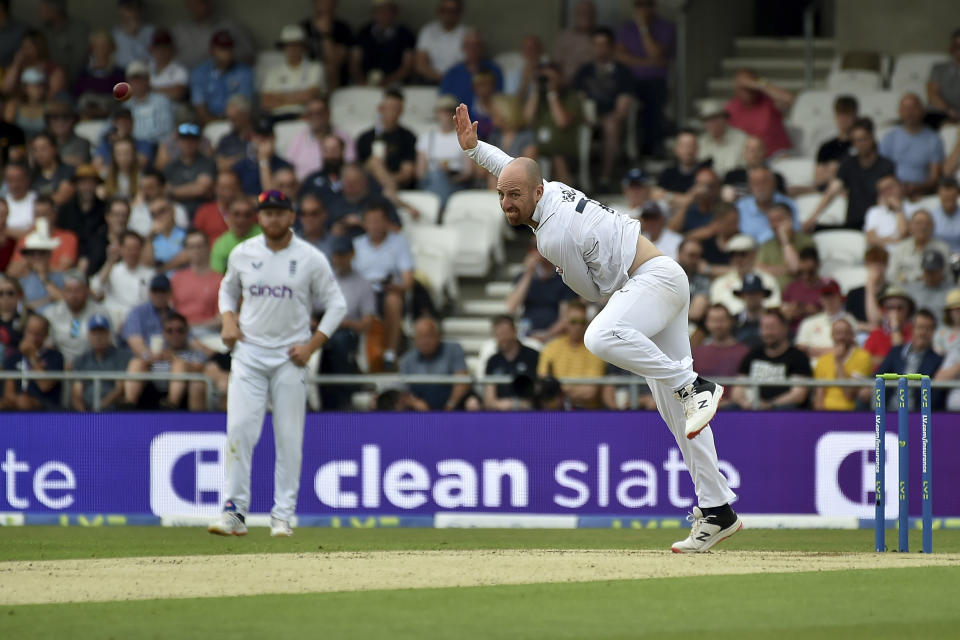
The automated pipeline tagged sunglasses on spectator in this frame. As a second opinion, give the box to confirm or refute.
[0,289,17,297]
[164,326,187,334]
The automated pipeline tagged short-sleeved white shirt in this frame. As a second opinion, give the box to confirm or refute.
[415,21,466,76]
[262,60,325,115]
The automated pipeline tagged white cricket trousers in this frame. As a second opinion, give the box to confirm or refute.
[584,256,737,508]
[224,341,308,521]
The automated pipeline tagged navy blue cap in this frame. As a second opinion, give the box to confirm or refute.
[177,122,201,137]
[88,314,111,331]
[623,168,652,186]
[331,236,354,254]
[639,202,664,218]
[734,273,772,297]
[149,274,171,291]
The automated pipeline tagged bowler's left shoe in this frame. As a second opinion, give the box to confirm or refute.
[270,517,294,537]
[676,377,724,439]
[670,506,743,553]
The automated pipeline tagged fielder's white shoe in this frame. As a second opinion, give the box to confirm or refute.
[671,506,743,553]
[270,517,294,537]
[675,377,724,439]
[207,510,247,537]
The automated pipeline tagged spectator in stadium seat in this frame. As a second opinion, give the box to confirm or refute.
[574,27,634,191]
[553,0,595,84]
[697,100,747,178]
[795,279,859,360]
[722,136,786,202]
[43,270,107,366]
[170,229,221,334]
[286,97,356,181]
[125,60,174,147]
[188,171,233,246]
[657,130,706,201]
[676,238,710,327]
[812,317,873,411]
[36,1,83,83]
[121,273,174,359]
[506,240,578,343]
[212,95,253,172]
[928,29,960,124]
[416,95,472,207]
[619,168,656,219]
[781,247,826,327]
[709,233,781,316]
[0,100,27,167]
[0,0,27,68]
[91,230,154,328]
[486,94,537,172]
[865,285,915,367]
[18,222,65,313]
[100,137,140,202]
[538,300,606,409]
[231,116,293,196]
[318,236,376,410]
[128,168,188,238]
[615,0,675,157]
[93,109,152,173]
[7,196,77,277]
[44,100,90,167]
[725,68,794,158]
[320,164,401,234]
[887,209,950,285]
[414,0,468,84]
[731,273,768,349]
[350,0,415,87]
[298,134,348,198]
[0,275,24,355]
[293,194,334,259]
[524,61,581,186]
[353,203,414,370]
[73,30,125,119]
[3,162,37,238]
[0,203,15,274]
[261,25,325,120]
[1,312,63,410]
[877,309,943,407]
[57,165,105,268]
[173,0,253,69]
[356,90,418,194]
[112,0,154,69]
[639,202,681,260]
[756,202,814,290]
[505,34,543,99]
[815,95,858,190]
[736,166,797,245]
[272,167,300,202]
[189,30,254,124]
[905,249,952,321]
[483,315,540,410]
[440,30,502,109]
[692,303,750,382]
[147,28,188,104]
[731,309,811,410]
[164,122,216,215]
[210,198,260,274]
[879,94,944,198]
[3,66,48,139]
[83,197,131,277]
[930,176,960,252]
[400,315,471,411]
[123,309,208,410]
[845,246,888,330]
[28,133,74,207]
[668,167,724,239]
[805,118,897,232]
[699,202,740,269]
[863,174,923,249]
[299,0,352,90]
[143,197,187,273]
[470,70,498,140]
[71,314,131,412]
[933,288,960,355]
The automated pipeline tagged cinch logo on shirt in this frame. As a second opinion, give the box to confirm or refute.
[248,284,294,298]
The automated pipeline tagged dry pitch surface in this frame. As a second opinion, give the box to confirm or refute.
[3,549,959,605]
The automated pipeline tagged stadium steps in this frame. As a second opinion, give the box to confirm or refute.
[703,36,835,98]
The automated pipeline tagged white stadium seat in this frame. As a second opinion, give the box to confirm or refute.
[912,194,941,213]
[795,192,848,227]
[74,119,106,146]
[406,225,459,305]
[274,119,307,157]
[443,190,504,277]
[787,90,837,157]
[396,190,442,226]
[825,264,868,293]
[940,124,958,156]
[330,87,383,137]
[493,51,524,78]
[856,91,900,127]
[813,229,867,267]
[826,69,882,92]
[889,53,949,96]
[401,86,440,126]
[202,120,230,148]
[770,156,815,188]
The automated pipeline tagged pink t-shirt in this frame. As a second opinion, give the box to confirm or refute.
[171,268,222,325]
[285,128,357,180]
[725,93,792,157]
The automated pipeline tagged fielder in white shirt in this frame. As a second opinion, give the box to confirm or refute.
[455,104,740,553]
[208,190,346,538]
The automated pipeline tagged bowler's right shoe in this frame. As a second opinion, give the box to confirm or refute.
[671,506,743,553]
[270,517,294,537]
[207,502,247,536]
[676,377,724,439]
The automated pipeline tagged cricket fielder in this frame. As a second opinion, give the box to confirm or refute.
[208,190,346,537]
[455,104,741,552]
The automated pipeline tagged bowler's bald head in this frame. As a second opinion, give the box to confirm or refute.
[501,157,542,188]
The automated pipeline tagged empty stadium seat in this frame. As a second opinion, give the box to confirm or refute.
[770,156,815,188]
[443,190,504,277]
[74,119,106,146]
[941,124,958,156]
[330,87,383,137]
[787,90,837,156]
[401,85,441,126]
[202,120,230,148]
[912,194,941,213]
[396,190,442,226]
[493,51,524,79]
[795,192,848,227]
[825,264,868,293]
[856,91,901,127]
[406,225,459,304]
[889,53,949,96]
[274,119,307,157]
[813,229,867,267]
[826,69,882,92]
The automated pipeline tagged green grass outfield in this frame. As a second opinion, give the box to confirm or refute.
[1,528,959,639]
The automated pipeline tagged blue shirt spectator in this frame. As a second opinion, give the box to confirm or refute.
[190,59,254,121]
[876,310,944,408]
[129,92,174,145]
[399,317,469,410]
[152,227,187,269]
[879,126,945,186]
[352,231,414,293]
[736,193,798,245]
[121,300,166,347]
[440,60,502,109]
[232,155,292,196]
[930,178,960,252]
[20,272,65,314]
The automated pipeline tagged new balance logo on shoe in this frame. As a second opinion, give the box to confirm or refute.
[698,399,709,409]
[696,531,712,542]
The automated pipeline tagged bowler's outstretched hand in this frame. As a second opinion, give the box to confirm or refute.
[454,103,478,151]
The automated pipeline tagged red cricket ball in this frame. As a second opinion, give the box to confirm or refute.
[113,82,132,102]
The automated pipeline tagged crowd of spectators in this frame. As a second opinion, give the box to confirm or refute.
[2,0,960,411]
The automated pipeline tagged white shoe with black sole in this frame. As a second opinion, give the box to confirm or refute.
[675,377,724,439]
[670,506,743,553]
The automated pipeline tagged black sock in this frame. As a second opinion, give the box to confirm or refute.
[701,504,736,527]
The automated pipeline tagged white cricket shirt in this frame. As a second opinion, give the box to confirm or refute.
[219,234,347,350]
[465,141,642,301]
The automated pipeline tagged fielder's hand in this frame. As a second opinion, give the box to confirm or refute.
[288,344,313,367]
[454,103,478,151]
[221,321,243,350]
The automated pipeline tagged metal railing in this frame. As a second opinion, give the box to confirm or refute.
[2,371,959,412]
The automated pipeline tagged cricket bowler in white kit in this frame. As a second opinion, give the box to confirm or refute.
[208,190,346,538]
[455,104,741,552]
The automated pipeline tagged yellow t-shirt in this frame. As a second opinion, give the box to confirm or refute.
[813,347,874,410]
[537,338,606,379]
